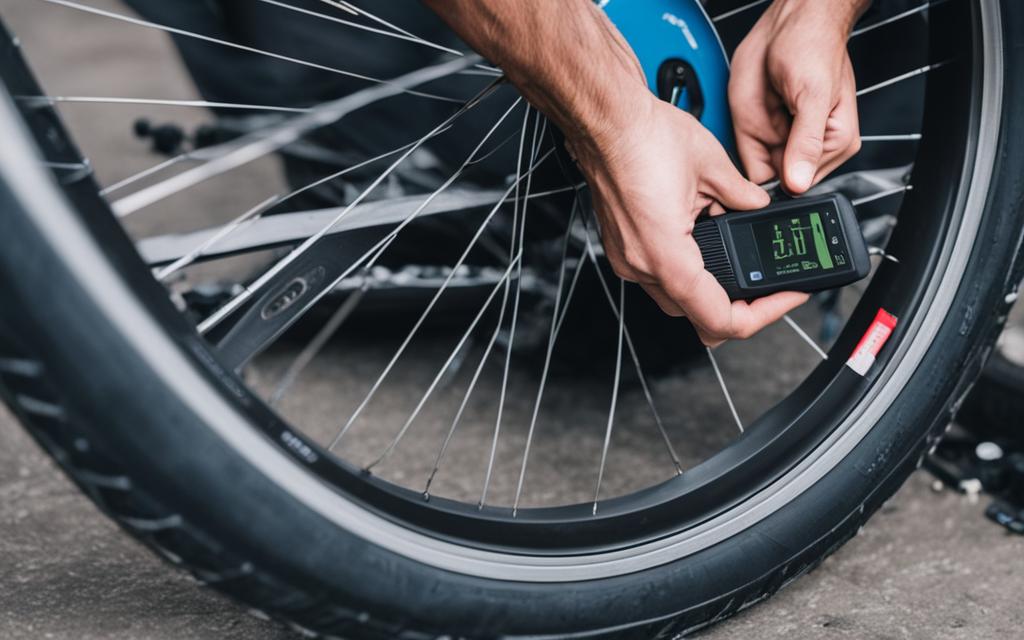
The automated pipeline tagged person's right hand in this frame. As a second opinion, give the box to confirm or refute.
[728,0,867,193]
[424,0,808,344]
[566,95,809,346]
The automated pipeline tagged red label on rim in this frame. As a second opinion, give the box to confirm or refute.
[847,309,898,376]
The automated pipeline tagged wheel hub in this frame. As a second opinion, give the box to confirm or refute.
[602,0,736,154]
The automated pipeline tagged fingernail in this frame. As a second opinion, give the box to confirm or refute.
[790,161,815,191]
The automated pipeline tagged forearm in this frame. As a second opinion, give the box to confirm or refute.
[422,0,649,153]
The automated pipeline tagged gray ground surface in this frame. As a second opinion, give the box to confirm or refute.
[2,404,1021,640]
[0,0,1021,638]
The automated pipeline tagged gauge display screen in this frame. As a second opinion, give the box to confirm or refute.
[746,210,852,284]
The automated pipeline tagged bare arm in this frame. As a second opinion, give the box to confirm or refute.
[424,0,809,345]
[422,0,644,157]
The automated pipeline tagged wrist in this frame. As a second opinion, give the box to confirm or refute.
[513,22,651,161]
[767,0,870,34]
[561,80,656,163]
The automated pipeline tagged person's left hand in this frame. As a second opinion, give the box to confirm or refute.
[728,0,868,194]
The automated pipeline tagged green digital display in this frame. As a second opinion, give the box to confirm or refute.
[752,212,842,283]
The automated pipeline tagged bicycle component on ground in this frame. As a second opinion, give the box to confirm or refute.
[956,313,1024,441]
[694,194,871,300]
[926,432,1024,536]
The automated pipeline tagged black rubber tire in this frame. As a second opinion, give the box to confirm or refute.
[1,2,1023,638]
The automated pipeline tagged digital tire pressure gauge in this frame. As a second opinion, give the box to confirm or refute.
[693,194,871,301]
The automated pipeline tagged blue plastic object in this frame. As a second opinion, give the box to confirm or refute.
[600,0,736,155]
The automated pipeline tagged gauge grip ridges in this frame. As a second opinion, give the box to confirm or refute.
[693,219,741,299]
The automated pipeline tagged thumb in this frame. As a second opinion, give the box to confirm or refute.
[704,147,771,212]
[783,91,831,193]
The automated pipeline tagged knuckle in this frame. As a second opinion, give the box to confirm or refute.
[610,263,633,281]
[605,255,632,280]
[793,80,830,104]
[735,325,757,340]
[703,317,732,339]
[798,132,825,154]
[621,246,650,275]
[849,134,863,156]
[659,302,686,318]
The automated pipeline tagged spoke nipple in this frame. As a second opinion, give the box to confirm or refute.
[868,247,901,264]
[592,503,598,516]
[422,491,431,502]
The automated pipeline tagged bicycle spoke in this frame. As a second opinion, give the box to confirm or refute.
[485,248,585,503]
[40,0,462,104]
[100,154,194,198]
[857,62,948,97]
[322,0,442,48]
[17,95,309,114]
[708,347,744,434]
[353,98,525,271]
[177,78,496,337]
[850,1,944,39]
[438,221,586,502]
[41,160,89,171]
[536,147,678,473]
[318,0,358,15]
[422,143,537,499]
[322,0,498,71]
[255,0,464,57]
[327,147,555,451]
[268,280,369,407]
[467,130,522,167]
[592,279,626,515]
[551,245,588,338]
[484,110,545,509]
[272,0,501,76]
[422,272,514,499]
[861,134,923,142]
[154,195,281,281]
[712,0,770,23]
[365,253,523,472]
[141,129,465,264]
[112,56,490,218]
[137,188,578,267]
[783,314,829,360]
[503,200,581,512]
[580,220,682,474]
[268,309,369,412]
[205,96,520,372]
[853,184,913,206]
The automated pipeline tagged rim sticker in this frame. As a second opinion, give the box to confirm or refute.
[847,309,899,376]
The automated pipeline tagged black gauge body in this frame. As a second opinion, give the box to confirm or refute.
[693,194,871,301]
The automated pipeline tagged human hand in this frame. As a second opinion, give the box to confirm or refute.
[425,0,809,343]
[729,0,869,193]
[567,96,809,346]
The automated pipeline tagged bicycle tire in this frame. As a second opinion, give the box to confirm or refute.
[1,1,1023,638]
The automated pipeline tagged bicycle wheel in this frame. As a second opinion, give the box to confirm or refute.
[0,0,1022,637]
